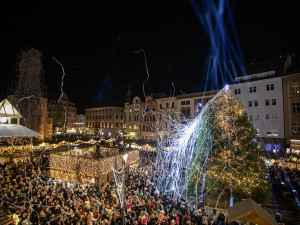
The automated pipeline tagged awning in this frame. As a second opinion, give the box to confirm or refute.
[0,124,42,137]
[228,198,277,225]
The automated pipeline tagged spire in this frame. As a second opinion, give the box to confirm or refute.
[125,84,132,103]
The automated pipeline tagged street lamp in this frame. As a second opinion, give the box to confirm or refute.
[121,153,129,225]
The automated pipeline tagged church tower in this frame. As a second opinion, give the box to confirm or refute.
[8,48,52,139]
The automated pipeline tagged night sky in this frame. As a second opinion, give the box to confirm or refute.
[1,0,299,114]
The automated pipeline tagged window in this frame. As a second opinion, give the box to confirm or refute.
[272,99,276,105]
[291,82,300,94]
[249,101,252,107]
[292,103,300,114]
[265,99,270,106]
[293,122,300,134]
[116,115,118,119]
[266,114,270,120]
[254,100,258,107]
[265,144,272,151]
[234,89,241,94]
[171,102,174,108]
[266,84,274,91]
[249,86,256,93]
[181,100,190,105]
[186,108,191,116]
[166,103,169,108]
[272,114,277,120]
[273,144,280,153]
[253,115,259,121]
[116,122,118,127]
[160,104,162,109]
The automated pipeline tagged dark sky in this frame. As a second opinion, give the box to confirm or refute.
[1,0,299,114]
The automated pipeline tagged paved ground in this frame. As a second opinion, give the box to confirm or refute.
[264,186,300,225]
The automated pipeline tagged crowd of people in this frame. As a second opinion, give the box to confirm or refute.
[0,154,229,225]
[268,162,300,200]
[0,137,31,146]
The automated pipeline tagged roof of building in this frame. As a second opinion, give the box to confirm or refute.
[228,198,277,225]
[236,57,286,77]
[0,98,22,118]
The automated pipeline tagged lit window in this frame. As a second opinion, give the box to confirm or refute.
[291,82,299,94]
[293,122,300,134]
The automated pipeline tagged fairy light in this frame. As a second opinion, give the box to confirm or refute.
[155,86,270,206]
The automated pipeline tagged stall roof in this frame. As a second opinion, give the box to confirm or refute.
[0,98,22,118]
[0,124,42,137]
[228,198,277,225]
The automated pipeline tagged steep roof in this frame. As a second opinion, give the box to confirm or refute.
[228,198,277,225]
[0,98,22,118]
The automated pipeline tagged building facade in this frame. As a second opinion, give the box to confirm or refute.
[75,114,85,134]
[230,75,285,152]
[85,107,124,137]
[156,96,177,141]
[282,72,300,154]
[47,93,69,134]
[141,96,158,141]
[124,96,142,139]
[67,101,77,133]
[175,90,218,121]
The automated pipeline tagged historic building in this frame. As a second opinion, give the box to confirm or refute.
[7,48,52,139]
[282,72,300,154]
[175,90,217,122]
[229,56,292,152]
[140,96,158,141]
[85,106,124,137]
[47,93,69,134]
[75,114,85,134]
[124,94,142,139]
[67,101,77,133]
[156,96,178,141]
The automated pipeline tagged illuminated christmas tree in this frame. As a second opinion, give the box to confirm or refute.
[188,87,271,205]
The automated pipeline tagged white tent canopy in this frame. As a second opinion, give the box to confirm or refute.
[0,124,42,137]
[0,98,22,118]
